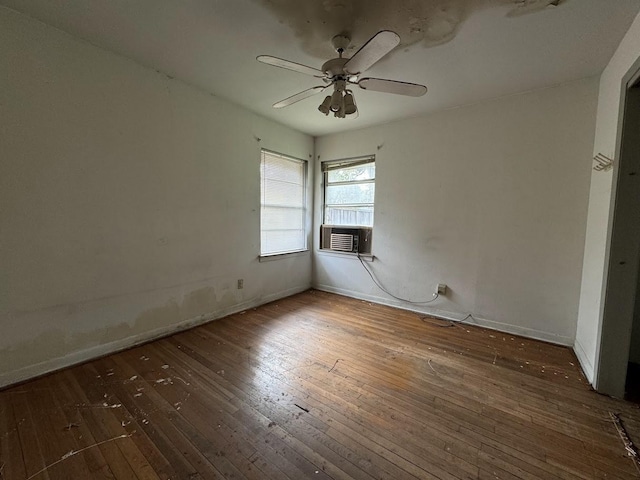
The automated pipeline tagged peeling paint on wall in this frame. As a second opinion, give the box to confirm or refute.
[252,0,567,58]
[0,284,243,372]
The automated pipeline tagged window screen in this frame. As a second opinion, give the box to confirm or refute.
[260,150,307,256]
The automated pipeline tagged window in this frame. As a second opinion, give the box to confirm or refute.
[260,149,307,256]
[323,157,375,227]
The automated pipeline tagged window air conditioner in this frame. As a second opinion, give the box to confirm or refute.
[320,225,372,254]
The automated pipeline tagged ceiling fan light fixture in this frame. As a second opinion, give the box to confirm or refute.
[330,89,343,112]
[318,95,332,115]
[343,92,357,115]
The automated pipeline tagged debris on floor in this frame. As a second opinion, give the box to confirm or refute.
[610,412,640,474]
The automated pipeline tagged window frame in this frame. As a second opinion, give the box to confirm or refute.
[322,155,376,228]
[259,148,308,258]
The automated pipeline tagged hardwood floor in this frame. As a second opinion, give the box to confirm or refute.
[1,289,639,479]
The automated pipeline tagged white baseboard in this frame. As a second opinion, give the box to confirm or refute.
[314,284,574,347]
[0,284,309,389]
[573,339,594,384]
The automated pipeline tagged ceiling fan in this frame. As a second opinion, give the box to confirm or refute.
[257,30,428,119]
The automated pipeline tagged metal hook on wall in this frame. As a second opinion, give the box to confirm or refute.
[593,153,614,172]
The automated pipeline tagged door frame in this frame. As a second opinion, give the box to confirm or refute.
[594,56,640,397]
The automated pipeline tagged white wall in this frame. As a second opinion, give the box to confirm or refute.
[314,78,598,345]
[0,7,314,387]
[575,11,640,384]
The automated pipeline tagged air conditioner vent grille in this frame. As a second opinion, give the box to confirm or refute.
[329,233,354,252]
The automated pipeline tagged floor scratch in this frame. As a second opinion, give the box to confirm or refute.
[26,432,134,479]
[328,359,342,373]
[428,359,438,375]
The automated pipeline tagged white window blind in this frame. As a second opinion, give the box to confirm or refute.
[260,150,307,256]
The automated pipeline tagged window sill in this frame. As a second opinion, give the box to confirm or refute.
[259,249,310,262]
[316,250,375,262]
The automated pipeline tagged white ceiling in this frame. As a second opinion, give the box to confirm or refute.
[2,0,639,136]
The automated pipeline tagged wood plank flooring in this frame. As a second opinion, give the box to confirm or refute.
[1,289,639,479]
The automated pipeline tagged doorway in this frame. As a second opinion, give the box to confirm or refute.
[596,71,640,398]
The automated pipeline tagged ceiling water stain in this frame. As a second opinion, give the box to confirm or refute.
[251,0,567,59]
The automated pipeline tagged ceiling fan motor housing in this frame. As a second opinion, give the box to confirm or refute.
[322,57,349,78]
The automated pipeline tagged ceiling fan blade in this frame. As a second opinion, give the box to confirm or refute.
[273,85,329,109]
[358,78,427,97]
[344,30,400,75]
[257,55,325,78]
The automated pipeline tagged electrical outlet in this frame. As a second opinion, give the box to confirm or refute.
[237,279,244,289]
[437,283,447,295]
